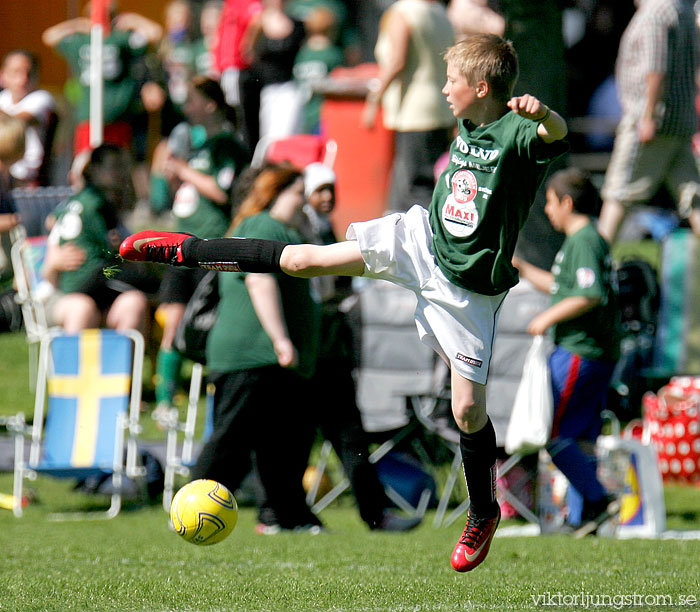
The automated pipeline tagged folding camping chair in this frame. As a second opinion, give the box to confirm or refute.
[413,281,549,527]
[368,279,551,528]
[7,328,146,519]
[251,133,338,170]
[305,280,439,520]
[10,234,53,389]
[2,185,72,283]
[401,362,541,528]
[159,362,215,511]
[306,421,436,519]
[10,185,74,239]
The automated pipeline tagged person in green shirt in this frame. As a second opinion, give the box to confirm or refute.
[191,164,323,532]
[297,162,422,531]
[43,144,157,333]
[192,0,223,78]
[42,8,163,156]
[513,167,622,537]
[120,33,568,570]
[292,6,344,134]
[150,76,249,414]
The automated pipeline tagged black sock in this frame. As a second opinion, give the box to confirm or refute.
[459,417,499,519]
[181,237,289,272]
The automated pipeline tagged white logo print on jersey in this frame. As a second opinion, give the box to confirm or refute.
[442,169,479,237]
[172,183,198,218]
[576,267,596,288]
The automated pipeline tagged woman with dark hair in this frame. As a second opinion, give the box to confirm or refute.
[44,144,157,332]
[150,75,250,414]
[191,163,323,533]
[0,49,57,187]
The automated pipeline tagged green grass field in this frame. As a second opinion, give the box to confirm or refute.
[1,331,700,611]
[0,482,699,612]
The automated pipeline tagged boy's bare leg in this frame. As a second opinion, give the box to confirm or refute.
[105,290,147,334]
[450,370,487,433]
[52,293,101,332]
[450,369,500,573]
[280,240,366,278]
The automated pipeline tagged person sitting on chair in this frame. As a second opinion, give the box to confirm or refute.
[42,144,158,333]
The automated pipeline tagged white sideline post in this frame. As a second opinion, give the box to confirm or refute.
[89,0,109,149]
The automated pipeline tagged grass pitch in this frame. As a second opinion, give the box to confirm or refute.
[0,479,699,612]
[1,331,700,611]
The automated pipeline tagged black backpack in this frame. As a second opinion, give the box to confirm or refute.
[614,258,659,332]
[0,288,23,333]
[174,271,219,363]
[609,259,660,420]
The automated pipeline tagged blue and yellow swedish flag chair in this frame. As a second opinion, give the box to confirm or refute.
[11,328,145,519]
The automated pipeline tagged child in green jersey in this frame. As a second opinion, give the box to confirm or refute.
[45,144,157,332]
[120,34,569,571]
[514,167,621,537]
[149,76,249,414]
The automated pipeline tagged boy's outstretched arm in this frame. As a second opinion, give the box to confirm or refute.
[507,94,568,143]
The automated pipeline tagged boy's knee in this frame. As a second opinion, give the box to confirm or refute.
[55,294,100,331]
[452,396,487,433]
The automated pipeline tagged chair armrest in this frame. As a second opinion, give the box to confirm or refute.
[0,413,31,437]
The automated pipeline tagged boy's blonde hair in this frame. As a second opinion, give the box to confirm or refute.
[0,114,25,165]
[444,33,519,102]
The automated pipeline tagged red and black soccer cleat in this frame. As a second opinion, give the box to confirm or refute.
[451,507,501,572]
[119,230,194,265]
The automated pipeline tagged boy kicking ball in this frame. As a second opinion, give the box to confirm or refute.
[121,34,568,572]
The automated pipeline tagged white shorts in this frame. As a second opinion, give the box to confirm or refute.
[347,205,506,385]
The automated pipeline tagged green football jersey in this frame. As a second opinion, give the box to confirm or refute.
[206,212,320,378]
[190,38,213,77]
[429,112,568,295]
[293,43,344,133]
[172,129,250,238]
[550,222,621,362]
[52,186,117,294]
[57,30,148,123]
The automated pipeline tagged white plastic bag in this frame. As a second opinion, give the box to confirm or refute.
[505,335,553,455]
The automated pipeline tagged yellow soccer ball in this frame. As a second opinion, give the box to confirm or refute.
[170,479,238,545]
